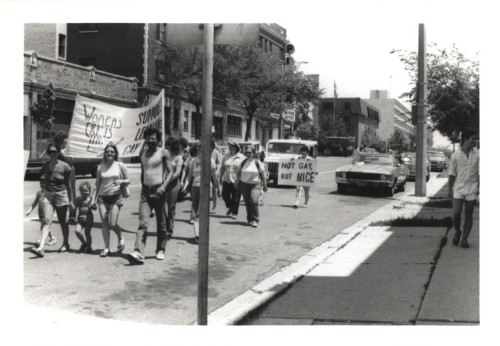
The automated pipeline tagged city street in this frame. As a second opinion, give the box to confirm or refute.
[23,156,428,325]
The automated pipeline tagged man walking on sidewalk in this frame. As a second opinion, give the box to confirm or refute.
[448,130,479,248]
[127,128,174,264]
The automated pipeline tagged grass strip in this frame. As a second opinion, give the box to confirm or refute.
[370,216,452,227]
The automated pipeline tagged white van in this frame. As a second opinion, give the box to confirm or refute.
[264,139,318,185]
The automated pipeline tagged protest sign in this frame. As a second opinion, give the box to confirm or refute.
[66,90,164,158]
[277,158,317,186]
[216,146,228,156]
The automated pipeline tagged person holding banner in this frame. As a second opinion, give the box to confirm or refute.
[92,143,129,257]
[30,143,73,257]
[236,148,267,228]
[294,146,313,209]
[127,128,174,264]
[164,137,183,240]
[219,141,245,219]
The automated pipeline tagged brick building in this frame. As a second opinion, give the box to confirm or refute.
[65,23,289,146]
[24,24,138,158]
[319,90,414,149]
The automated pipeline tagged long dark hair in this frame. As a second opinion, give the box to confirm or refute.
[166,137,180,155]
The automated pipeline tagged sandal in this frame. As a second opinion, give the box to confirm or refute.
[100,249,110,257]
[452,232,461,246]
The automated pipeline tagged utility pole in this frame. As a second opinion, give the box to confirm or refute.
[415,24,427,197]
[198,23,214,325]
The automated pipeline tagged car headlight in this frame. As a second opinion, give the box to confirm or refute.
[336,172,347,178]
[380,174,386,180]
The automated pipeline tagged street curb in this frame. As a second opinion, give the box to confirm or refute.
[207,177,449,325]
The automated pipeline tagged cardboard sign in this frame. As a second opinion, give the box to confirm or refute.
[277,158,317,186]
[216,146,228,156]
[66,90,164,158]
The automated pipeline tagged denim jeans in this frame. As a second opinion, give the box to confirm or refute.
[239,182,261,223]
[190,186,200,220]
[135,185,168,256]
[165,181,180,235]
[222,182,241,216]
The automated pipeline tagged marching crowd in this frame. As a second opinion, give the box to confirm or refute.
[26,128,280,265]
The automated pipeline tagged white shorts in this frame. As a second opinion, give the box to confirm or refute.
[453,191,478,201]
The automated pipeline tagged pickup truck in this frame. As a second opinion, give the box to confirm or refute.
[25,156,101,178]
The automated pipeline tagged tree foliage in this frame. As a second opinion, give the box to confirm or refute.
[391,44,479,140]
[30,83,55,129]
[388,128,409,153]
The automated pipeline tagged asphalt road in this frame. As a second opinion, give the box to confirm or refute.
[23,156,419,325]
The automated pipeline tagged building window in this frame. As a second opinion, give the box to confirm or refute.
[58,34,66,59]
[184,110,189,131]
[227,115,242,137]
[344,103,351,112]
[79,24,98,33]
[173,108,180,130]
[191,112,201,138]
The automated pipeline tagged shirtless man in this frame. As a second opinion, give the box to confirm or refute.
[127,128,173,264]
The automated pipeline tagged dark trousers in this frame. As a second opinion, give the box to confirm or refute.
[222,182,241,216]
[135,185,168,256]
[240,182,261,223]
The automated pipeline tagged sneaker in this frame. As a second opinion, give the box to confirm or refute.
[30,247,44,258]
[251,221,258,228]
[150,210,156,218]
[117,238,125,252]
[58,245,69,253]
[127,252,145,265]
[303,204,308,208]
[189,219,195,224]
[46,237,57,246]
[226,209,232,216]
[100,248,110,257]
[231,214,237,219]
[156,251,165,260]
[34,239,41,247]
[293,203,299,209]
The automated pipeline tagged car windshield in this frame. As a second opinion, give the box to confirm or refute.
[268,143,305,154]
[428,152,445,159]
[354,155,393,165]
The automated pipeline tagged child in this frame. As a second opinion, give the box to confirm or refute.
[25,179,57,247]
[74,182,95,253]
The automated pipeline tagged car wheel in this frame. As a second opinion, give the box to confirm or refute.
[386,181,396,197]
[337,184,348,194]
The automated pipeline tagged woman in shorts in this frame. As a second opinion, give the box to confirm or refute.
[91,143,129,257]
[30,143,73,257]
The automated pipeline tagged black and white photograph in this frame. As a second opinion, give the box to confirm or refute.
[3,0,497,345]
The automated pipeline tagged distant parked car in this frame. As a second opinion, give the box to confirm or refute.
[401,153,430,182]
[427,150,447,171]
[335,153,409,197]
[361,148,378,153]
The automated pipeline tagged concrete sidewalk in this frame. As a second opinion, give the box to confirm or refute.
[208,175,479,325]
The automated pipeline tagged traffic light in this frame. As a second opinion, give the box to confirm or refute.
[285,43,295,65]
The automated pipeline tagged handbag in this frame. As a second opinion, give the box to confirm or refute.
[119,162,130,198]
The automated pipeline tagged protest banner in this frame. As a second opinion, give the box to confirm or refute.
[66,90,164,158]
[277,158,317,186]
[216,146,228,156]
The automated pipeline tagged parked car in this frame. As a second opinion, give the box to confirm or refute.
[319,136,354,157]
[264,139,318,186]
[335,153,409,197]
[361,148,378,153]
[401,152,430,182]
[427,150,447,171]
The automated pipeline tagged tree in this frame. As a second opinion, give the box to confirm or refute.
[391,44,479,140]
[361,126,381,148]
[30,83,55,129]
[219,46,284,141]
[286,70,323,130]
[388,128,409,153]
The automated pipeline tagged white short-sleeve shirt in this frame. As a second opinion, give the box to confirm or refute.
[448,148,479,199]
